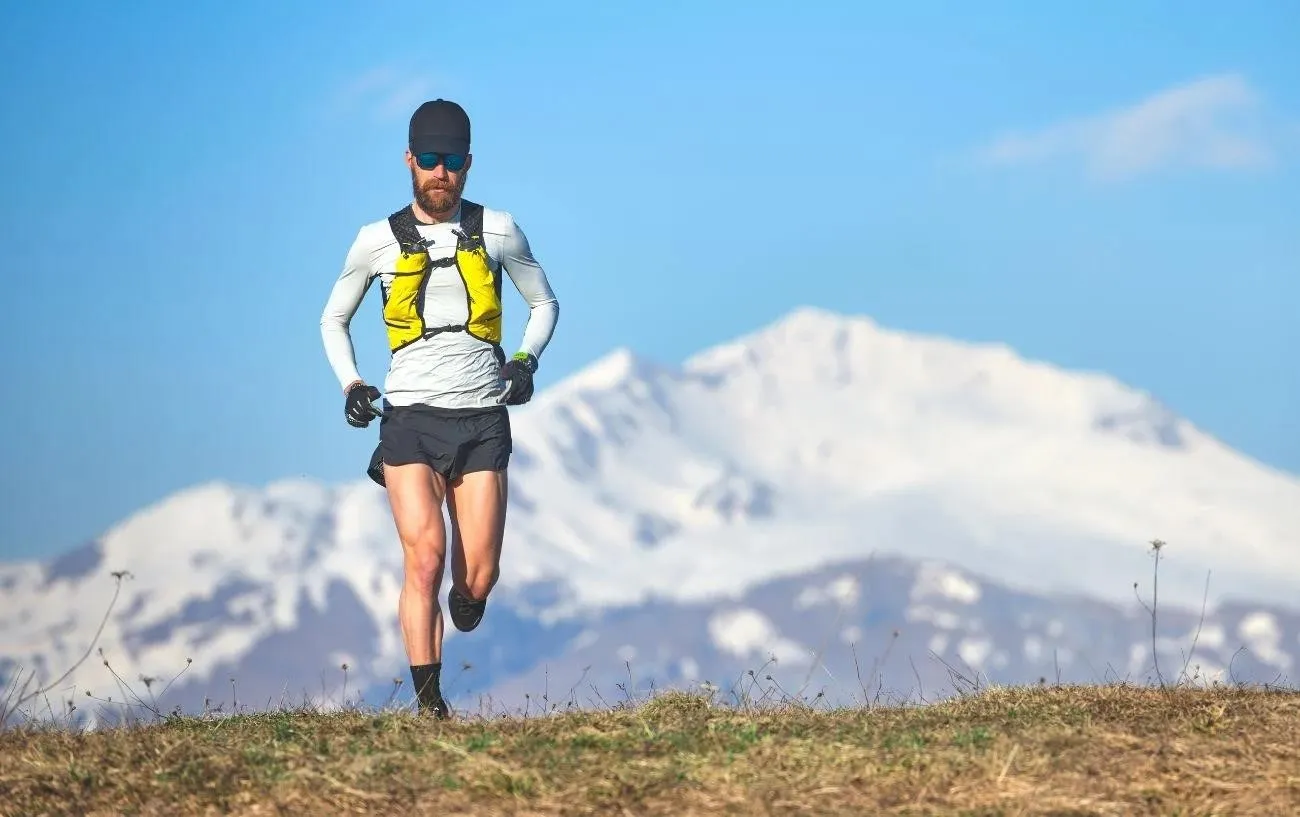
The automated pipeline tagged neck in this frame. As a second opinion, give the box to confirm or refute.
[411,198,460,225]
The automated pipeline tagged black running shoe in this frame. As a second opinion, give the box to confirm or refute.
[418,694,450,720]
[448,586,487,632]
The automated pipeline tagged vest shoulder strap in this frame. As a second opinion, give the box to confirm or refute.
[459,199,484,238]
[387,205,425,253]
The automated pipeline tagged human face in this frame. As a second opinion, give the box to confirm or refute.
[406,149,472,219]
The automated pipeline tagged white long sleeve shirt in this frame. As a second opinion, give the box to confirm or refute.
[320,199,559,410]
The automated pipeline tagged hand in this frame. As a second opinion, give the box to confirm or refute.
[344,381,383,427]
[497,352,537,405]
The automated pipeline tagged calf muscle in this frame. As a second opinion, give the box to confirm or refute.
[385,462,448,666]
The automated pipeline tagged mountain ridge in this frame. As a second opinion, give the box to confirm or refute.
[3,306,1297,720]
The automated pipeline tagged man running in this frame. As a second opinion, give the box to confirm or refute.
[319,98,560,718]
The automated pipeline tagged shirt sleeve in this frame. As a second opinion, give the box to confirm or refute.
[497,214,559,363]
[320,228,376,391]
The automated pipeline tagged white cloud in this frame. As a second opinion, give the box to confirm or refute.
[325,65,440,122]
[977,73,1282,181]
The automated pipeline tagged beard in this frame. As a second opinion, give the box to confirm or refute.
[411,168,467,217]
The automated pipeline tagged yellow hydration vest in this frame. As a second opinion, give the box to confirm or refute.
[380,200,504,354]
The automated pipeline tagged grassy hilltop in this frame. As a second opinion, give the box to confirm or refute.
[3,682,1299,816]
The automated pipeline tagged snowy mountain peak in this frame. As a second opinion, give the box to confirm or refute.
[546,346,642,394]
[645,306,1192,450]
[541,307,1177,450]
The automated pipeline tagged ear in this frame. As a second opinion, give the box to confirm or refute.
[463,153,473,172]
[404,149,415,170]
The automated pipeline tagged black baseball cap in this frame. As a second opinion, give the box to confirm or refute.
[409,99,471,156]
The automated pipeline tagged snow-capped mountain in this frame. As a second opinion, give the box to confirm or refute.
[2,307,1298,721]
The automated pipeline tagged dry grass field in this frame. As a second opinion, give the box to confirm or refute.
[4,681,1299,816]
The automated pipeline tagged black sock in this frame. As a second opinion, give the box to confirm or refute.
[410,663,442,709]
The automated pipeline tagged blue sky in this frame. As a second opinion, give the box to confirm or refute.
[1,0,1297,561]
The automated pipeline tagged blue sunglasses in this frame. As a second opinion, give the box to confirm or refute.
[414,151,467,172]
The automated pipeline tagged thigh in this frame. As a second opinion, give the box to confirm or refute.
[448,468,508,567]
[448,409,511,556]
[384,461,448,555]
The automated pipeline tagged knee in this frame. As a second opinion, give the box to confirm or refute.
[401,535,445,588]
[404,554,443,589]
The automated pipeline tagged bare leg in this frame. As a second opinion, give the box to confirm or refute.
[384,461,449,713]
[446,469,507,630]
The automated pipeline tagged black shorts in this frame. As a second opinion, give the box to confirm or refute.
[367,404,512,486]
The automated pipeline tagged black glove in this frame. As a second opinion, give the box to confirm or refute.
[497,353,537,405]
[344,381,382,427]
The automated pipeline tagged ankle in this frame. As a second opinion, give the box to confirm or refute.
[409,662,443,708]
[454,583,492,602]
